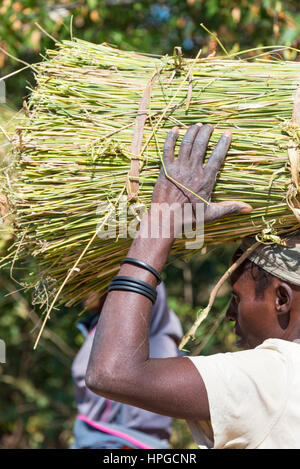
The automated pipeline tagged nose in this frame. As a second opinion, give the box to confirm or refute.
[226,298,237,322]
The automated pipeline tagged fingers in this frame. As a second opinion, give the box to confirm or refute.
[205,201,253,223]
[164,125,232,176]
[163,127,179,164]
[177,124,200,162]
[204,130,232,176]
[189,124,213,166]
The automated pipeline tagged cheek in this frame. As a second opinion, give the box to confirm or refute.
[238,296,272,335]
[237,298,256,326]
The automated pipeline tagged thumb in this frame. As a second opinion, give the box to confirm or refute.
[205,201,253,223]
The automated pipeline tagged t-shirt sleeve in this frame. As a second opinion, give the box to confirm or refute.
[187,344,289,449]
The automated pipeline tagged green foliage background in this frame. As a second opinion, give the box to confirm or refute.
[2,0,300,106]
[0,0,299,449]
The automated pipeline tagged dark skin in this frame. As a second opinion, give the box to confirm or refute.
[227,265,300,350]
[86,123,300,422]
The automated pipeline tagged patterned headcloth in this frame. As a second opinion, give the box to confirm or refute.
[239,230,300,287]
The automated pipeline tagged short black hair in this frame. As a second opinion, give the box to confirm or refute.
[231,248,274,299]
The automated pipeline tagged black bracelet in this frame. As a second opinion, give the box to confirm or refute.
[110,276,157,303]
[111,276,156,294]
[108,283,156,304]
[120,257,162,284]
[110,283,157,303]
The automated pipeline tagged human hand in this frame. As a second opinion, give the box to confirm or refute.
[151,124,252,225]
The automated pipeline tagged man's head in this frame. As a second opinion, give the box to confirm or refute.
[226,230,300,349]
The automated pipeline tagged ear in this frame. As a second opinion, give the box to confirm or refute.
[275,283,293,330]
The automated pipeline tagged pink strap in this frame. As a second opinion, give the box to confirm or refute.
[77,413,153,449]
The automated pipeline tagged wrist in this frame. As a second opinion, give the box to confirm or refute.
[124,206,175,278]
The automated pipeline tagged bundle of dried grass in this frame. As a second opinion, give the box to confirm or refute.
[3,39,300,315]
[0,104,19,252]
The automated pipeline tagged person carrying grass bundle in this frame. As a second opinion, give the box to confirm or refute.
[86,123,300,449]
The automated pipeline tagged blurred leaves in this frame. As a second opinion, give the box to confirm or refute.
[1,1,300,106]
[0,268,82,448]
[1,0,300,449]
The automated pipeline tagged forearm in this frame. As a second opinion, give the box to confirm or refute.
[85,124,250,419]
[86,205,174,396]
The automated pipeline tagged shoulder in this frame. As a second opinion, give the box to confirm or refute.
[188,338,292,375]
[187,339,294,449]
[188,339,291,401]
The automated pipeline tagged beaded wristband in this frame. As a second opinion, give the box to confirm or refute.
[120,257,162,284]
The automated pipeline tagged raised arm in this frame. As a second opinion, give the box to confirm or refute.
[85,124,252,421]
